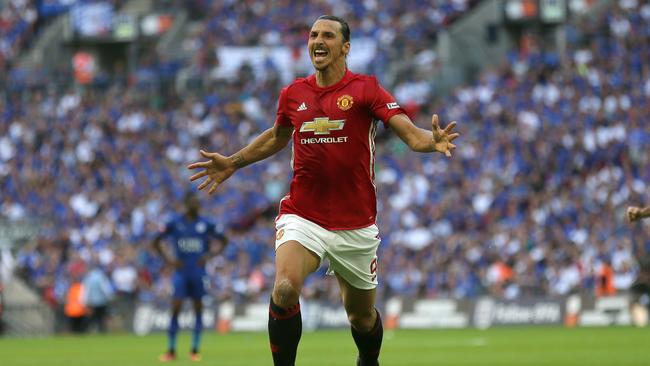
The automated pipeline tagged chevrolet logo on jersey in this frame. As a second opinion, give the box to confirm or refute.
[299,117,345,135]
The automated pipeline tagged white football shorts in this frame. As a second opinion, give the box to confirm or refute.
[274,214,380,290]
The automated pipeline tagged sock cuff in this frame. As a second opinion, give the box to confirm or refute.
[352,308,382,336]
[269,298,301,320]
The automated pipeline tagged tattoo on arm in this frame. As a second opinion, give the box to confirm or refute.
[641,206,650,217]
[231,152,248,168]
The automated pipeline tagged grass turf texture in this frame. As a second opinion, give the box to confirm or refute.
[0,327,648,365]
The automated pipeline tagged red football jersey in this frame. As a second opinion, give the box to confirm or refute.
[274,70,406,230]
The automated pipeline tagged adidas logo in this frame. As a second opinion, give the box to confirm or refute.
[297,102,307,111]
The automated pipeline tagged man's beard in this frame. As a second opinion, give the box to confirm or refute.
[312,55,343,71]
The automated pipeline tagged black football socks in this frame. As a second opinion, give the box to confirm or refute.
[268,298,302,366]
[351,309,383,366]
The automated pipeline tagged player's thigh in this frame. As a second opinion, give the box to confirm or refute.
[335,273,377,316]
[327,225,380,291]
[274,240,321,288]
[172,272,188,300]
[274,214,326,287]
[187,275,206,303]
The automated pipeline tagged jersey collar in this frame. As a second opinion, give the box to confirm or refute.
[307,69,354,91]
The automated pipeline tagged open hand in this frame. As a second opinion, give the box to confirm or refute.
[187,150,237,194]
[431,114,459,157]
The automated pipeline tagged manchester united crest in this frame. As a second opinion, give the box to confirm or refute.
[276,229,285,240]
[336,95,354,111]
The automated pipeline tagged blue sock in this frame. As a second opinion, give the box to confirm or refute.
[168,313,179,353]
[191,311,203,353]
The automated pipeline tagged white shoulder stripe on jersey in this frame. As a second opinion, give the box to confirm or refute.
[368,119,378,191]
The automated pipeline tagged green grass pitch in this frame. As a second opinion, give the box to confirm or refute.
[1,327,648,365]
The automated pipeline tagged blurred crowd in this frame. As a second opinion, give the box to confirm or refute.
[0,0,37,69]
[183,0,473,46]
[1,0,649,324]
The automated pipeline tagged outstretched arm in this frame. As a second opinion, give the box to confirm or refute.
[628,205,650,222]
[388,113,459,156]
[188,125,293,194]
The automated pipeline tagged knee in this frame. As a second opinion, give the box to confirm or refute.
[193,302,203,313]
[348,308,377,332]
[272,278,301,308]
[171,301,183,314]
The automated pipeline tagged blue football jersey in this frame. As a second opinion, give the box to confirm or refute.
[161,214,225,275]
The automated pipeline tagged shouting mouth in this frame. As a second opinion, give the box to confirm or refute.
[313,48,328,62]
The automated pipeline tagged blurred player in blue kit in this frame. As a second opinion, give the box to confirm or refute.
[153,192,228,362]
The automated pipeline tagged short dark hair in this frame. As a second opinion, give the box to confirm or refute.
[316,15,350,43]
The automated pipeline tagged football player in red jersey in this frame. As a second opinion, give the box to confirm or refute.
[188,15,458,366]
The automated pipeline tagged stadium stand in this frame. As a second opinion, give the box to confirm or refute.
[1,0,648,333]
[0,1,37,68]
